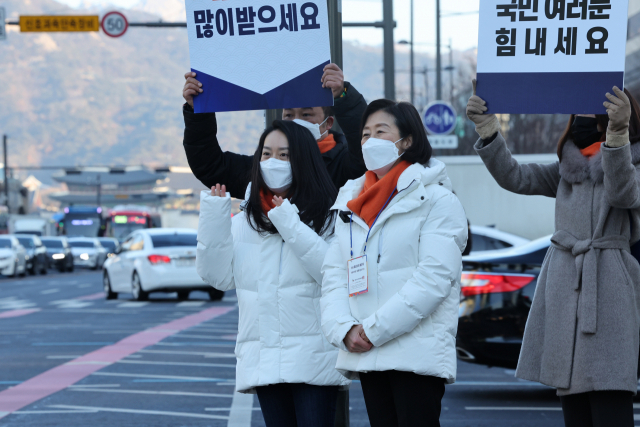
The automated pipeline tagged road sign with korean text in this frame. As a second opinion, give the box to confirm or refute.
[185,0,333,113]
[19,15,100,32]
[476,0,629,114]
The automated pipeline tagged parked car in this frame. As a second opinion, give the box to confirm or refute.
[98,237,120,259]
[41,237,74,272]
[14,235,48,275]
[0,236,27,278]
[68,237,107,270]
[103,228,224,302]
[469,225,530,253]
[456,235,551,369]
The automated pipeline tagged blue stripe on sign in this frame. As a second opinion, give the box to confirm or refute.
[192,61,334,114]
[476,72,624,115]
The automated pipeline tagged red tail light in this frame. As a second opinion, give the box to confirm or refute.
[461,273,535,297]
[148,254,171,265]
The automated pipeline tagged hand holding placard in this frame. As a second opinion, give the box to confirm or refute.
[466,79,501,140]
[604,87,631,136]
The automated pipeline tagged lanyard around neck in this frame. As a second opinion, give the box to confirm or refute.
[350,187,397,258]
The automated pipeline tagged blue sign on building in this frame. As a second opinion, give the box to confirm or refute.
[423,101,457,135]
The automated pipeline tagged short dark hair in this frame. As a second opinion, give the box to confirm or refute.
[245,120,337,236]
[322,106,334,119]
[360,99,432,165]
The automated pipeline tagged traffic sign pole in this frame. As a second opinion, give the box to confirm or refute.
[0,8,6,41]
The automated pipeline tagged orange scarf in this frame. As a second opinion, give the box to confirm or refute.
[260,188,277,214]
[317,134,337,154]
[580,141,602,158]
[347,161,412,227]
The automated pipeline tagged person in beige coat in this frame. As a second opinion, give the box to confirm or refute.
[467,82,640,427]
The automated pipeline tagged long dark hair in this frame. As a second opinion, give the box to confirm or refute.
[245,120,337,236]
[557,88,640,161]
[360,99,432,165]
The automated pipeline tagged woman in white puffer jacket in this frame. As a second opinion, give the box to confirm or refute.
[197,120,348,427]
[321,100,468,427]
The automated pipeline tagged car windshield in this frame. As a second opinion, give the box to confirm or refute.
[41,240,63,248]
[150,233,197,248]
[0,239,12,249]
[16,237,34,248]
[99,240,117,250]
[69,241,94,248]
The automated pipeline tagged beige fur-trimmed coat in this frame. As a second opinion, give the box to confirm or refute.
[475,133,640,396]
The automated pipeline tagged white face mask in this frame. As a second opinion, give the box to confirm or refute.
[292,117,329,141]
[260,158,292,193]
[362,137,404,176]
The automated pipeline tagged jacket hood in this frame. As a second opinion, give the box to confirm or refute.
[560,140,640,184]
[332,158,452,211]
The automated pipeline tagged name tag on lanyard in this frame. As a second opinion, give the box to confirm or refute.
[348,255,368,297]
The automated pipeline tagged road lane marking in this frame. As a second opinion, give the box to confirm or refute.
[68,384,121,388]
[0,306,236,419]
[228,392,255,427]
[465,407,562,411]
[48,405,229,420]
[68,388,233,398]
[32,342,114,346]
[0,309,41,319]
[155,341,236,347]
[172,334,237,340]
[92,372,232,381]
[46,356,81,360]
[138,349,236,358]
[116,302,149,308]
[177,301,206,307]
[75,293,104,301]
[206,407,260,412]
[116,360,235,368]
[14,409,98,414]
[40,289,59,295]
[49,300,94,309]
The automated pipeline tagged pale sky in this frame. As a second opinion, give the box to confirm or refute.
[54,0,481,52]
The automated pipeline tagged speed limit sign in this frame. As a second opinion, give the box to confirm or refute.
[101,11,128,38]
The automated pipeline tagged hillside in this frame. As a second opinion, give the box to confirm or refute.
[0,0,562,179]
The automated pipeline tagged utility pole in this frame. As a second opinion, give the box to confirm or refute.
[96,174,101,208]
[449,39,454,104]
[2,135,7,213]
[410,0,414,105]
[383,0,395,100]
[435,0,442,100]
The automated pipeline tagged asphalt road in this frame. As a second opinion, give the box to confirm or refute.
[0,269,637,426]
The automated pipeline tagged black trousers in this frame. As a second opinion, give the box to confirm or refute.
[359,370,445,427]
[256,383,339,427]
[560,391,634,427]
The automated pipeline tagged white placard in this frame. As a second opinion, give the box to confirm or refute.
[476,0,629,114]
[185,0,333,113]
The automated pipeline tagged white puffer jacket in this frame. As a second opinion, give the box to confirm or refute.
[197,188,349,393]
[321,160,467,383]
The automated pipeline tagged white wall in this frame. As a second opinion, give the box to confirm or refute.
[439,154,557,240]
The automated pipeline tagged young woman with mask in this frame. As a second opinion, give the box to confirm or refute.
[320,100,468,427]
[467,82,640,427]
[196,120,349,427]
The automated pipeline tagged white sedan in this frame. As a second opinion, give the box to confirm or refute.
[0,236,27,277]
[68,237,108,270]
[102,228,223,301]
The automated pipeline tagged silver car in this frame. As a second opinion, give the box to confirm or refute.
[68,237,108,270]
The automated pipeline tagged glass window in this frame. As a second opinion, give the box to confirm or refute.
[41,239,63,248]
[150,233,197,248]
[16,237,35,248]
[130,235,145,251]
[99,239,117,250]
[69,241,94,248]
[0,239,12,249]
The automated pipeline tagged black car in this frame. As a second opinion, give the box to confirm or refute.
[456,236,551,369]
[40,237,74,273]
[14,235,48,275]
